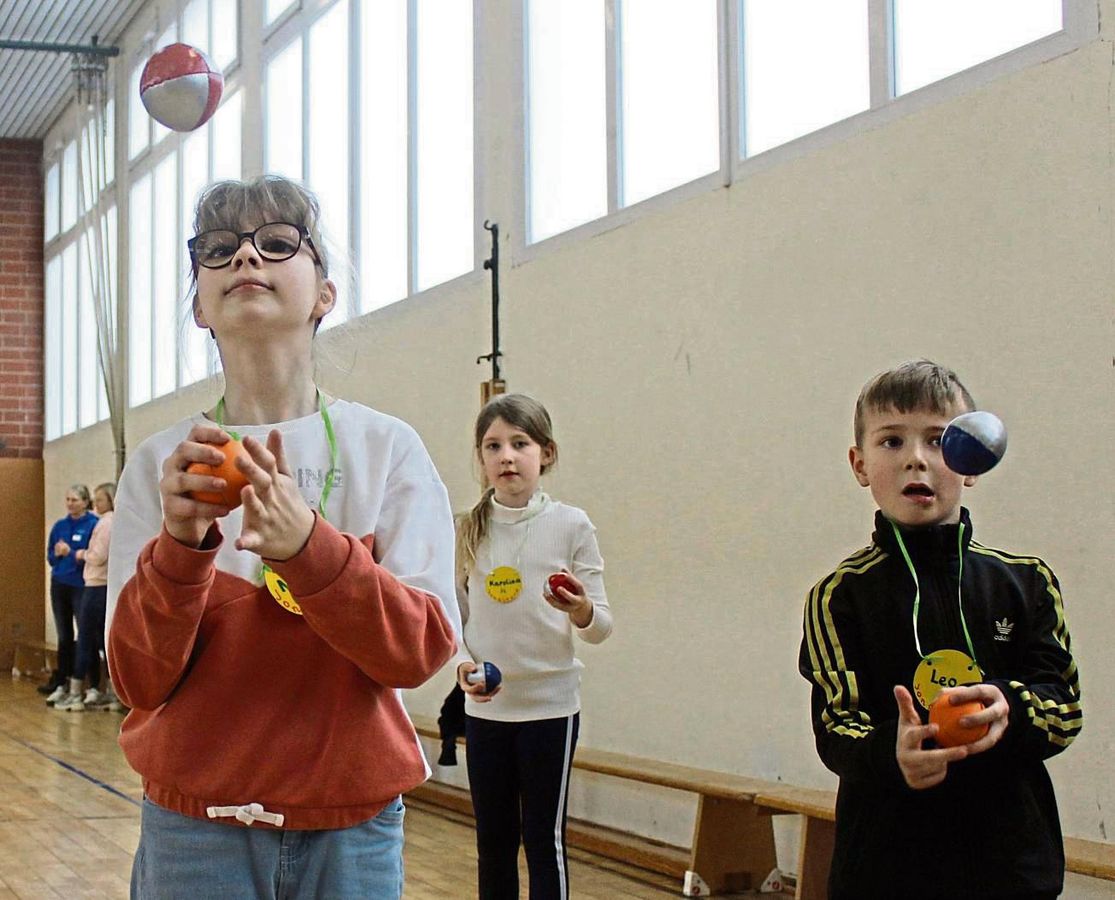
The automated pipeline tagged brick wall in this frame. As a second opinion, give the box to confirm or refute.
[0,139,44,459]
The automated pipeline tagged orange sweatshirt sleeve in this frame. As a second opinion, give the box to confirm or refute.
[267,514,458,688]
[107,524,223,710]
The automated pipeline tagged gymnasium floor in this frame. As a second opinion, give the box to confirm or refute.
[1,675,1111,899]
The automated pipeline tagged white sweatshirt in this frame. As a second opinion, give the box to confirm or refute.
[458,491,612,722]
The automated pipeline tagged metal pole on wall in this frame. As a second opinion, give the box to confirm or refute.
[476,220,506,406]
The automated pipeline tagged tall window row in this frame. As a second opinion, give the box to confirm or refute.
[43,0,1075,439]
[526,0,1066,243]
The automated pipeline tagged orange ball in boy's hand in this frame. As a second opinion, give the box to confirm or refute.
[929,693,990,748]
[186,439,250,511]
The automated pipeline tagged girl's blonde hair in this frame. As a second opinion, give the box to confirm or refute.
[455,394,557,585]
[94,482,116,511]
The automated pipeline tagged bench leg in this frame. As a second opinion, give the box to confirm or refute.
[686,795,777,895]
[795,815,835,900]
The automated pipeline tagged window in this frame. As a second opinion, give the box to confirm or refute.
[44,257,62,441]
[153,153,180,399]
[415,0,474,290]
[619,1,719,206]
[266,37,303,179]
[60,244,78,435]
[267,0,297,26]
[360,0,408,312]
[525,0,607,243]
[61,141,78,232]
[129,60,148,160]
[308,0,349,321]
[211,90,242,181]
[894,0,1063,95]
[212,0,238,71]
[742,0,870,156]
[129,173,153,407]
[44,162,59,241]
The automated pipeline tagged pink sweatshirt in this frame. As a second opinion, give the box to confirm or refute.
[81,511,112,587]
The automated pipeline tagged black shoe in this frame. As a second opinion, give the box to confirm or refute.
[37,671,64,694]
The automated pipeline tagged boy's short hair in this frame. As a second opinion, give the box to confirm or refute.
[853,359,975,447]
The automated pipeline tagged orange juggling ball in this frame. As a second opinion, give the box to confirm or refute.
[929,693,989,748]
[187,439,250,511]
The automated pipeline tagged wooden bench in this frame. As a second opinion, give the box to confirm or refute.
[408,714,1115,897]
[11,639,57,679]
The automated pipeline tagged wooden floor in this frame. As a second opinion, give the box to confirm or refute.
[0,678,682,899]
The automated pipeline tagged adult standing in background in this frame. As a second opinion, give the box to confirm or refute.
[43,484,98,705]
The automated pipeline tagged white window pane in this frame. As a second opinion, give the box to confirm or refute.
[309,0,349,325]
[154,154,179,397]
[61,244,78,434]
[79,121,96,213]
[267,0,297,26]
[416,0,474,291]
[98,206,117,423]
[212,90,242,181]
[360,0,408,313]
[183,0,210,56]
[44,163,59,241]
[213,0,238,71]
[620,0,719,206]
[61,141,77,231]
[894,0,1062,95]
[267,38,303,178]
[152,23,179,144]
[45,257,62,440]
[182,126,209,384]
[129,62,149,159]
[129,174,153,407]
[743,0,870,156]
[105,99,115,185]
[526,0,607,243]
[78,238,98,430]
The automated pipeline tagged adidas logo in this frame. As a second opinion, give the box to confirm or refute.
[994,617,1014,642]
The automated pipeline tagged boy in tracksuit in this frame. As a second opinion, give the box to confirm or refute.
[800,359,1082,899]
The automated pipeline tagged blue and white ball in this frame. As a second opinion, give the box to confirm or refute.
[941,411,1007,476]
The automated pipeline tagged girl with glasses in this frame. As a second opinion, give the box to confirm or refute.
[107,175,460,899]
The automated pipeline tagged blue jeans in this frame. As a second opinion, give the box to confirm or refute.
[132,797,405,899]
[75,585,106,683]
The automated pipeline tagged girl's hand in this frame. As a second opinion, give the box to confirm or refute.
[457,662,500,702]
[939,682,1010,755]
[545,570,593,628]
[160,424,235,548]
[234,431,316,561]
[54,540,71,557]
[894,685,968,790]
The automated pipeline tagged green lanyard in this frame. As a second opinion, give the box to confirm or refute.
[890,519,979,666]
[215,390,338,521]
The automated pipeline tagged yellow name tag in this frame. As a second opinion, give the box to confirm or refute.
[485,566,523,603]
[264,566,303,616]
[912,649,981,710]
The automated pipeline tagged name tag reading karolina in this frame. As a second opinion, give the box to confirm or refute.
[485,566,523,603]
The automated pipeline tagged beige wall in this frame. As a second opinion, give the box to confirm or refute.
[45,17,1115,854]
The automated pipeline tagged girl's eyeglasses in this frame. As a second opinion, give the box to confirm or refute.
[188,222,326,274]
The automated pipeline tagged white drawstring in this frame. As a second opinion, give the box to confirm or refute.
[206,802,285,827]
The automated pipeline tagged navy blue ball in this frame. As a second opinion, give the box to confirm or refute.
[941,411,1007,476]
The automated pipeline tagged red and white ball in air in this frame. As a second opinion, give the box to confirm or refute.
[139,43,223,132]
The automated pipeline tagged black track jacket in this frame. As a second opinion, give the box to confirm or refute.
[800,509,1082,899]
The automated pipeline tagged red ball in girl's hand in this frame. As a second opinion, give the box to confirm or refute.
[548,572,575,598]
[929,693,989,748]
[186,439,250,511]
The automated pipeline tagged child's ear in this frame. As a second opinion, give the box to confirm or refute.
[849,446,870,487]
[314,279,337,319]
[541,443,556,467]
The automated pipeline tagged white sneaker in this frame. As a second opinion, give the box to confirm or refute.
[54,692,85,712]
[107,697,126,713]
[83,688,105,707]
[45,685,67,706]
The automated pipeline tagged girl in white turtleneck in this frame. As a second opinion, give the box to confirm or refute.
[454,393,613,900]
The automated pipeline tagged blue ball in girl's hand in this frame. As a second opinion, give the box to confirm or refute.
[941,411,1007,476]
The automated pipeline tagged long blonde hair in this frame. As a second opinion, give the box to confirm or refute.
[455,394,557,585]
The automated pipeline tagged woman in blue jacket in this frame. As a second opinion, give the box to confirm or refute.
[44,485,98,704]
